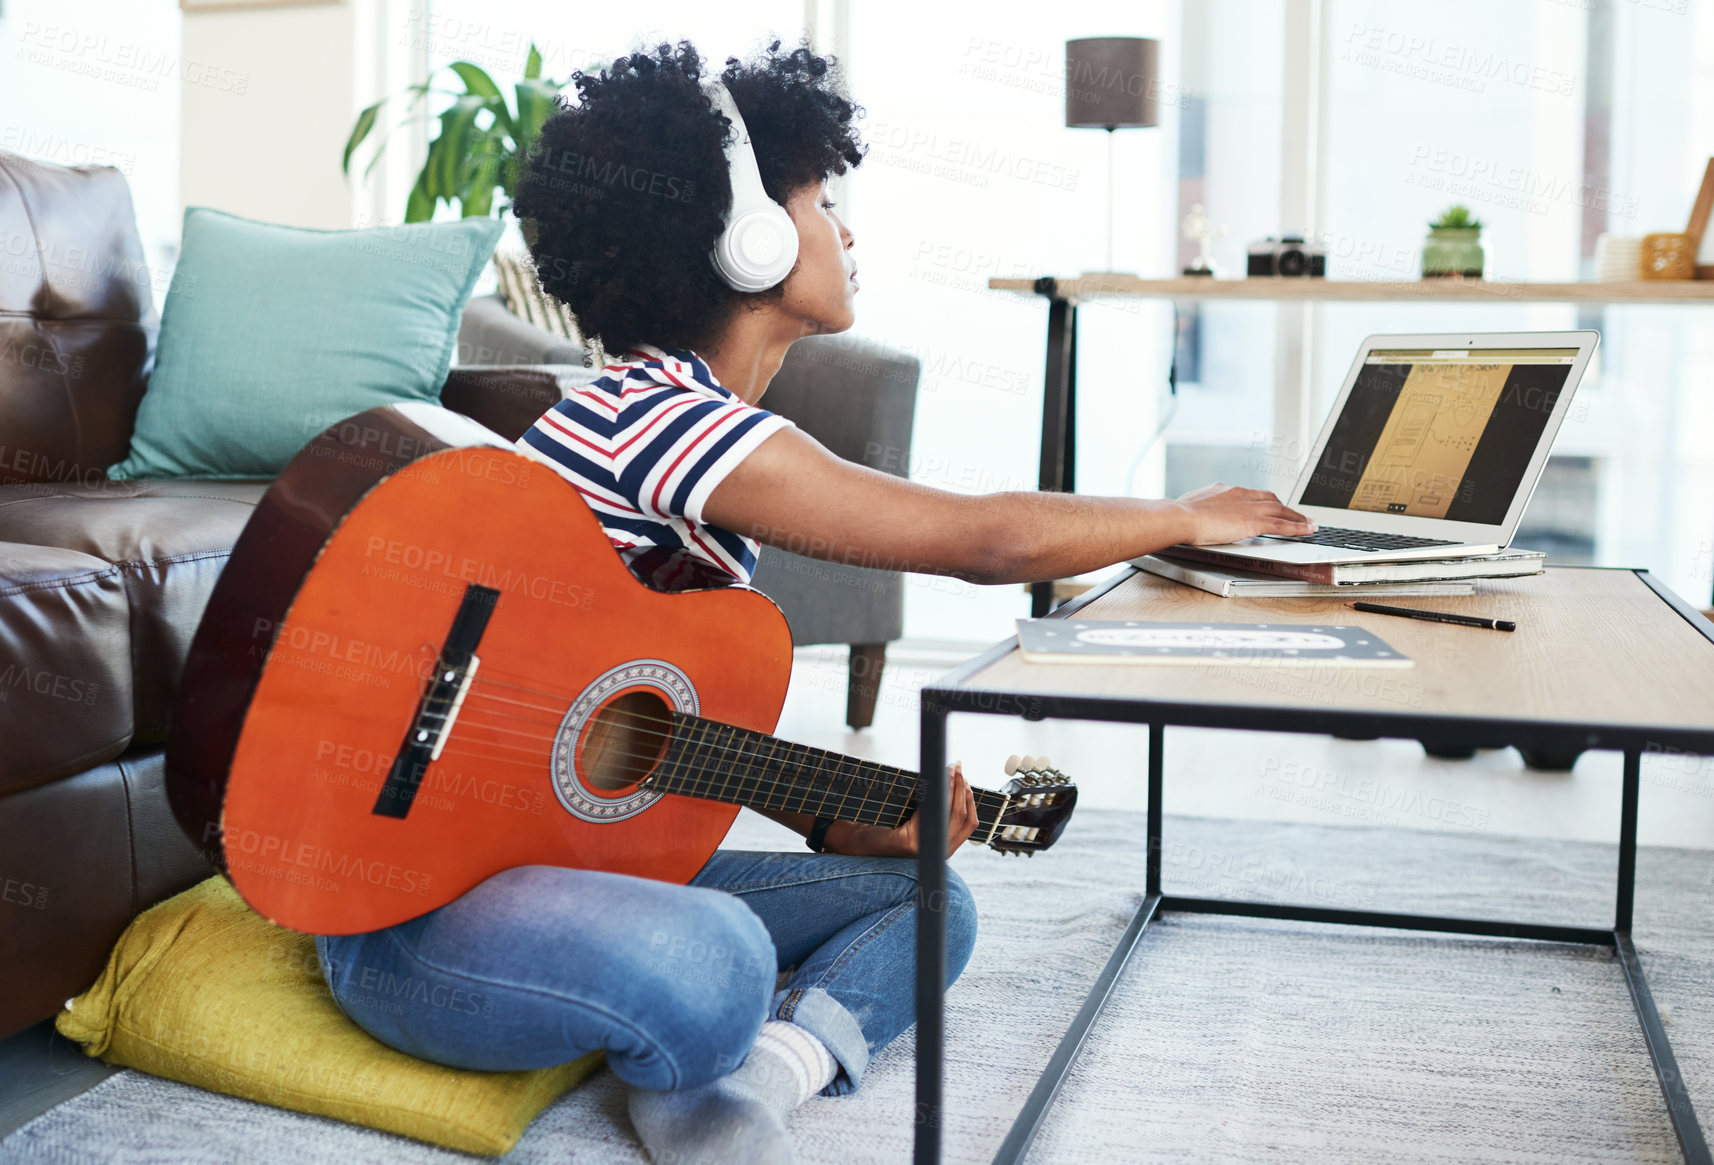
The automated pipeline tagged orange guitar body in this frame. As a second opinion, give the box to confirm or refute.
[167,405,791,935]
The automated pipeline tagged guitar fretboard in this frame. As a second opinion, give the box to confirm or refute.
[648,712,1011,836]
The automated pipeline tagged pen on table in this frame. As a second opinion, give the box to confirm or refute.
[1344,601,1516,632]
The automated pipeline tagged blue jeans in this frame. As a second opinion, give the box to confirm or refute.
[314,850,978,1096]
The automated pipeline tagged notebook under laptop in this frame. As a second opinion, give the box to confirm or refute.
[1171,330,1599,567]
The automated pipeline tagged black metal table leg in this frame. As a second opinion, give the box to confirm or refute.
[1031,289,1077,619]
[991,724,1167,1163]
[1146,723,1163,897]
[1618,745,1639,933]
[964,733,1707,1164]
[991,893,1162,1164]
[914,695,950,1165]
[1617,932,1710,1164]
[1614,746,1710,1164]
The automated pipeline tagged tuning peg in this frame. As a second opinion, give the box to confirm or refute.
[1021,755,1039,771]
[1036,756,1052,770]
[1004,754,1022,776]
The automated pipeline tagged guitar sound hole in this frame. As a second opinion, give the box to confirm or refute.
[580,689,673,793]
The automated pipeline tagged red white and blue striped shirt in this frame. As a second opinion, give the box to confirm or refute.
[515,342,793,586]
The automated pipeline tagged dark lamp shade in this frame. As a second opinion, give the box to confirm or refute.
[1065,37,1160,129]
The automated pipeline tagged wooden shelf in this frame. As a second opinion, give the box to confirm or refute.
[986,275,1714,303]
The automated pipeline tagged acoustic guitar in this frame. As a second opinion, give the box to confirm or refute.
[166,403,1077,935]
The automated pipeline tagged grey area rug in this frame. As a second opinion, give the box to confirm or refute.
[3,810,1710,1164]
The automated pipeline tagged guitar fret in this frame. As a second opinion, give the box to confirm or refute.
[816,748,841,815]
[974,789,1008,840]
[653,715,692,795]
[712,723,739,806]
[688,718,720,800]
[820,749,852,819]
[659,713,699,797]
[838,756,876,823]
[727,728,758,808]
[650,715,1043,855]
[743,728,777,807]
[764,736,788,808]
[829,755,858,823]
[774,740,797,810]
[780,740,808,814]
[784,742,813,815]
[880,765,916,829]
[761,736,785,808]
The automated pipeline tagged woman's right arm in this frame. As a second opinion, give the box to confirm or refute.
[702,427,1316,586]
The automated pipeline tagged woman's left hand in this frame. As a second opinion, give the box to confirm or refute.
[825,763,978,858]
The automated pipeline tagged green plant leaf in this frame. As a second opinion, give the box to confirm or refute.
[432,93,487,201]
[360,111,425,180]
[405,171,434,223]
[342,100,384,176]
[513,77,560,157]
[462,151,501,217]
[449,61,503,100]
[1431,204,1483,230]
[486,94,518,143]
[525,43,542,80]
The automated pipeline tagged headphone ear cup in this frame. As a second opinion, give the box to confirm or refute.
[713,202,798,292]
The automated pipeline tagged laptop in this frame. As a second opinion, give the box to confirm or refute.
[1173,330,1599,566]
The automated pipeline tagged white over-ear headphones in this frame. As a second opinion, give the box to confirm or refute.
[706,80,798,292]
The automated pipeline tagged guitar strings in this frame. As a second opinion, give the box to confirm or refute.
[366,657,1025,827]
[437,710,937,828]
[446,676,935,804]
[431,731,925,831]
[466,696,942,812]
[283,642,1043,838]
[360,694,1016,836]
[445,680,1030,809]
[416,664,942,810]
[437,700,999,829]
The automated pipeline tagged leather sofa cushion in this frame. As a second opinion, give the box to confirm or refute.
[0,481,266,756]
[0,748,213,1041]
[0,541,133,796]
[0,151,158,486]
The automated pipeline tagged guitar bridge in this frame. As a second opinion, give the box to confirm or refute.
[372,584,500,818]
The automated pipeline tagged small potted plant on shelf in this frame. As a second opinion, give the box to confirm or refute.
[1422,205,1485,278]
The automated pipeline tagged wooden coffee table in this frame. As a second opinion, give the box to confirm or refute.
[910,565,1714,1165]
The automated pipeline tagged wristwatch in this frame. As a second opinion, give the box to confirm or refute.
[806,817,836,854]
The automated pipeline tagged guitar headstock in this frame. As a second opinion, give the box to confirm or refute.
[985,754,1077,856]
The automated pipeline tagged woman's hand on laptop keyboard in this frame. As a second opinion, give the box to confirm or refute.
[1175,483,1316,545]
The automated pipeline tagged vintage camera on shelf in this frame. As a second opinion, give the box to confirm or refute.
[1246,234,1327,277]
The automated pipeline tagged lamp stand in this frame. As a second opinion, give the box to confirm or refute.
[1107,126,1116,273]
[1080,126,1134,278]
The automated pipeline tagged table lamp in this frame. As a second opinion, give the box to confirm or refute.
[1065,36,1160,276]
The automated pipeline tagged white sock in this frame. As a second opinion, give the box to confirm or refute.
[626,1021,837,1165]
[749,1020,838,1107]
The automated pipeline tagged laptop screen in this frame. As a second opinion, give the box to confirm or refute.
[1298,347,1579,524]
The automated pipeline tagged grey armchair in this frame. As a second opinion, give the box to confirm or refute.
[456,295,921,729]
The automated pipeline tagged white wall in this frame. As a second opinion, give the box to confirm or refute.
[1,0,183,279]
[180,0,426,231]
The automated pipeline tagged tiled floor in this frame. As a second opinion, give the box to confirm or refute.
[770,642,1714,851]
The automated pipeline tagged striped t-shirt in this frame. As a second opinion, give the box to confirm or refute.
[515,342,793,586]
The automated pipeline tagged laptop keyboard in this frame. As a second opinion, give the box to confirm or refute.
[1267,525,1462,553]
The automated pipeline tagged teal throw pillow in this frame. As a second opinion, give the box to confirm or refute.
[109,208,503,480]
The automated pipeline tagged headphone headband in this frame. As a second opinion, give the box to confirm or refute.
[706,80,798,292]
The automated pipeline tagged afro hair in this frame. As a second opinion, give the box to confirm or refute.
[510,39,865,357]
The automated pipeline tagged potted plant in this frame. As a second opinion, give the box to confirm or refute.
[1422,205,1484,278]
[342,45,567,221]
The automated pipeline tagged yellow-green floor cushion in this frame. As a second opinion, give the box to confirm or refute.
[56,875,601,1155]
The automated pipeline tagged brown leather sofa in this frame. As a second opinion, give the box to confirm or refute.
[0,150,565,1042]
